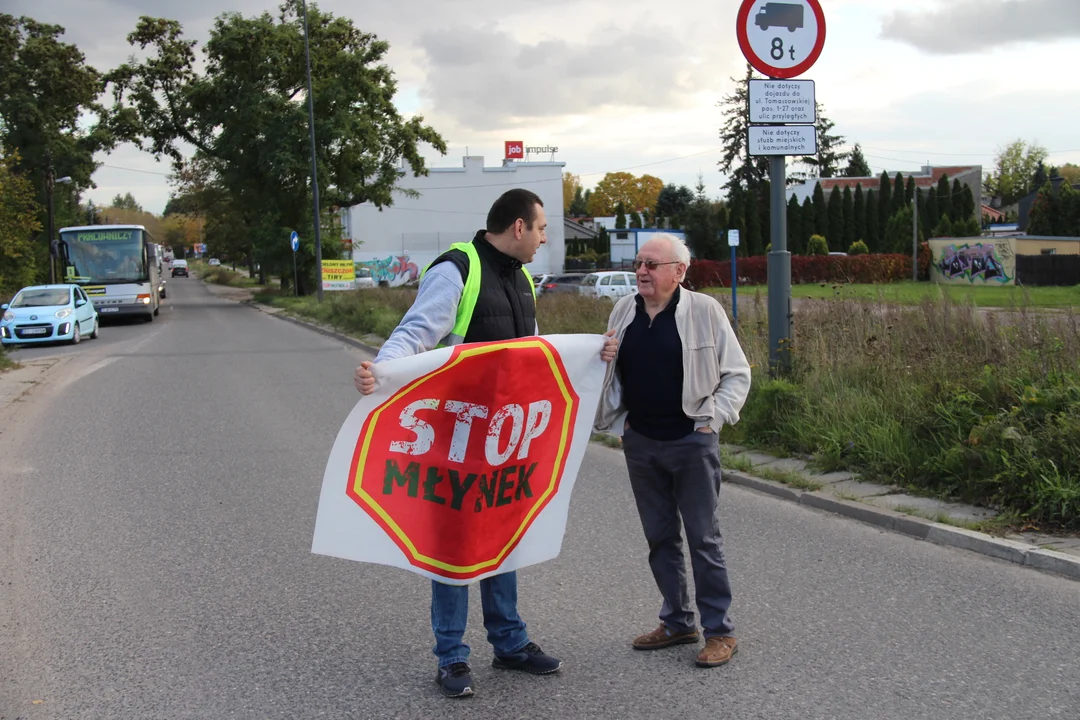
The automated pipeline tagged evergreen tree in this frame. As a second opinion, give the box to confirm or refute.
[853,184,866,243]
[827,187,843,251]
[787,195,803,254]
[717,64,769,194]
[951,178,965,221]
[569,186,587,216]
[878,172,892,229]
[812,182,828,236]
[905,176,916,205]
[728,188,746,257]
[932,214,953,239]
[925,187,939,236]
[842,186,855,249]
[962,186,976,224]
[802,196,814,251]
[865,190,879,252]
[629,210,642,228]
[746,188,763,256]
[843,143,873,178]
[892,172,905,215]
[884,207,922,253]
[937,174,952,223]
[615,202,627,229]
[800,104,849,178]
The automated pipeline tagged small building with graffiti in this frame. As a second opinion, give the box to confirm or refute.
[930,236,1080,286]
[343,155,565,286]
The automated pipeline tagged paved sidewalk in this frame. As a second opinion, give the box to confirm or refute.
[0,356,67,413]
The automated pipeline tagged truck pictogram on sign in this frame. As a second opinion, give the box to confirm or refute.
[755,3,804,32]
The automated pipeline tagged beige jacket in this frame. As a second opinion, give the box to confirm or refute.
[593,288,752,436]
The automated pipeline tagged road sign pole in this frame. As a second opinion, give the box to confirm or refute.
[731,245,738,330]
[293,250,299,297]
[767,155,792,376]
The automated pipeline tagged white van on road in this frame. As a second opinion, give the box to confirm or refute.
[579,271,638,300]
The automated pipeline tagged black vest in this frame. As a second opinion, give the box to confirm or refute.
[431,231,537,343]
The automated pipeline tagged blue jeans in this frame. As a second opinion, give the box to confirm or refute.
[431,571,530,667]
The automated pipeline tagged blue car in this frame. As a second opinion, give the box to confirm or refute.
[1,284,99,346]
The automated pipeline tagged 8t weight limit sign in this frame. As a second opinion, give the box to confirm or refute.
[737,0,826,79]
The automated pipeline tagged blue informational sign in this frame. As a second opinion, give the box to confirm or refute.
[290,231,299,253]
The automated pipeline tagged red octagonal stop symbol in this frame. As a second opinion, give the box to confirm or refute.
[347,338,579,580]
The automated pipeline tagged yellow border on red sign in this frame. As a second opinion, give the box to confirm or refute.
[350,339,577,574]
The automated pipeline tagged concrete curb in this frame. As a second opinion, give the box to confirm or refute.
[245,301,382,355]
[723,470,1080,582]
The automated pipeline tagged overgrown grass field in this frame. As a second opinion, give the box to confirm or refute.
[710,281,1080,308]
[256,284,1080,529]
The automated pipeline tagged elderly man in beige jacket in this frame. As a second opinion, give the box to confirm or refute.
[595,233,751,668]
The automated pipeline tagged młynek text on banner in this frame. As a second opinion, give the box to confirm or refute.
[312,334,607,585]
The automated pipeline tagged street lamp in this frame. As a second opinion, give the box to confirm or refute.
[300,0,324,302]
[46,163,72,284]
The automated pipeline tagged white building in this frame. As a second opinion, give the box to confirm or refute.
[344,156,565,285]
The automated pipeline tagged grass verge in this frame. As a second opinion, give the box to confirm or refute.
[707,281,1080,308]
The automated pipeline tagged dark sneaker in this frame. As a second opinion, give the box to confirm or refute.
[492,642,563,675]
[435,662,475,698]
[632,624,700,650]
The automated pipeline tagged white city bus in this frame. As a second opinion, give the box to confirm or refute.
[56,225,163,322]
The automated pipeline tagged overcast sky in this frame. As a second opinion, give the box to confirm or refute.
[11,0,1080,214]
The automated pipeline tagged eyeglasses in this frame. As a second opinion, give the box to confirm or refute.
[632,259,681,271]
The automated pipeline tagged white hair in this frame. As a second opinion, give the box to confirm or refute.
[642,233,691,280]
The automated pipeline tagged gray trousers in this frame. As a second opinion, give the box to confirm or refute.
[623,427,735,638]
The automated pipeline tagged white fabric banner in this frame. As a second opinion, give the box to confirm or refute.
[312,334,607,585]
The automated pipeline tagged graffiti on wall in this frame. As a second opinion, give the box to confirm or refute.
[934,243,1012,284]
[357,255,420,285]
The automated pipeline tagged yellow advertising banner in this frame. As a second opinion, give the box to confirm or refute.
[322,260,356,290]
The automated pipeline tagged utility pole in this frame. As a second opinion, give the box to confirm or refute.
[301,0,324,302]
[44,152,72,284]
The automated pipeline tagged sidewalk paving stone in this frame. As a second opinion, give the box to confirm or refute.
[865,494,995,523]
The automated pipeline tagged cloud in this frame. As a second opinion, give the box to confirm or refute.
[414,24,714,131]
[881,0,1080,54]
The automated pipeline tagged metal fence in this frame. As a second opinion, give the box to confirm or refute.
[1015,254,1080,286]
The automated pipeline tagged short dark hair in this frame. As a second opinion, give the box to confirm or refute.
[487,189,544,234]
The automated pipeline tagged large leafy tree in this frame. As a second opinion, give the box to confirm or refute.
[984,139,1048,206]
[0,14,119,280]
[586,172,663,216]
[0,153,42,295]
[105,2,446,291]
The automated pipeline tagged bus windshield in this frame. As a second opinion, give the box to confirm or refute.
[60,227,147,284]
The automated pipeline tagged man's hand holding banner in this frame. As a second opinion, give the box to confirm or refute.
[312,335,608,585]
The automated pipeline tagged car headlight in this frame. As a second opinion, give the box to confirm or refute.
[2,311,12,322]
[55,308,73,319]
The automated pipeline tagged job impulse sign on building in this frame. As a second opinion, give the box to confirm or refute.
[312,335,607,584]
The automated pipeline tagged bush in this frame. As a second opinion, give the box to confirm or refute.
[683,253,914,289]
[807,235,829,256]
[848,240,869,255]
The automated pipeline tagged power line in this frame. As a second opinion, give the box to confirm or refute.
[100,163,172,176]
[861,145,1080,158]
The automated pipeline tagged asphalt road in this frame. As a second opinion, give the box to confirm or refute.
[2,278,1078,720]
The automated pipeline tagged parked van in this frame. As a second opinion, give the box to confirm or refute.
[579,271,637,300]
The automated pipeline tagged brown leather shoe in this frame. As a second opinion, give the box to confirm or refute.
[696,636,738,667]
[632,624,699,650]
